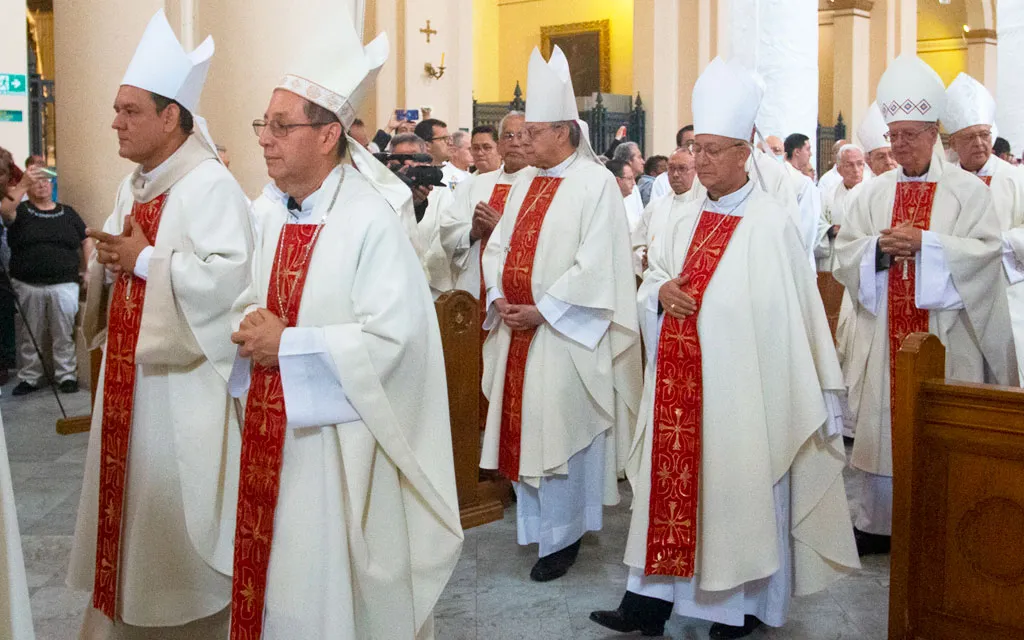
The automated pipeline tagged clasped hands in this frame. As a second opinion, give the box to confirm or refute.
[470,201,501,243]
[494,298,544,331]
[231,308,286,367]
[87,216,151,274]
[878,222,922,259]
[658,274,698,320]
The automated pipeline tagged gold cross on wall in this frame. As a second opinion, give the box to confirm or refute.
[420,20,438,43]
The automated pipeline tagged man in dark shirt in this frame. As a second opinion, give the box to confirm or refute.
[1,160,92,395]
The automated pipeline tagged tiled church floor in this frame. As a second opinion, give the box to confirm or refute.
[3,383,888,639]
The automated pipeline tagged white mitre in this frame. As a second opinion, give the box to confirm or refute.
[525,46,600,162]
[944,72,996,135]
[692,57,763,141]
[274,3,419,255]
[857,102,890,153]
[121,10,213,114]
[877,54,945,124]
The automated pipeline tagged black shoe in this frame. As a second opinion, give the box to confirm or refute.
[11,381,39,396]
[529,538,582,582]
[58,380,79,394]
[843,435,855,447]
[589,591,673,636]
[853,528,891,556]
[709,615,763,639]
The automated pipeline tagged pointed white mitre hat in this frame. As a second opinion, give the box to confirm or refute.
[876,54,945,125]
[121,10,213,114]
[692,58,763,141]
[276,9,386,129]
[525,46,579,123]
[857,102,891,152]
[943,72,996,135]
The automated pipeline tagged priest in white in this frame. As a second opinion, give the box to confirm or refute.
[857,103,898,178]
[227,6,462,639]
[816,139,847,198]
[816,144,866,272]
[945,72,1024,384]
[783,133,825,265]
[632,147,697,278]
[590,57,859,640]
[650,126,695,201]
[440,111,531,297]
[68,11,251,638]
[480,45,642,582]
[834,54,1016,555]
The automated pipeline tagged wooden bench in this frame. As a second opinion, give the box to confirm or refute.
[890,333,1024,639]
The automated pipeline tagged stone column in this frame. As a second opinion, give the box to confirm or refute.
[52,0,163,229]
[868,0,916,103]
[634,0,680,156]
[965,29,998,94]
[997,0,1024,155]
[831,0,873,133]
[0,0,30,165]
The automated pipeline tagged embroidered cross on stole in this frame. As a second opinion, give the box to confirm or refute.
[645,210,743,577]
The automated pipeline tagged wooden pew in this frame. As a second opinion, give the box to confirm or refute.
[435,290,505,529]
[890,333,1024,639]
[816,272,844,342]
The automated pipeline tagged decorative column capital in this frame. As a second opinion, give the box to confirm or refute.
[965,29,998,44]
[819,0,873,12]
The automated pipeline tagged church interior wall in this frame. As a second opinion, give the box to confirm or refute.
[0,0,32,169]
[916,0,968,86]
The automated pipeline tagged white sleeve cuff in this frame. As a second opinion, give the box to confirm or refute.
[858,237,883,316]
[915,231,964,310]
[536,294,611,350]
[228,348,251,398]
[132,245,154,280]
[483,286,503,330]
[820,390,845,439]
[278,327,361,428]
[1002,231,1024,285]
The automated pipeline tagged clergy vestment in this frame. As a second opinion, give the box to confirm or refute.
[0,413,33,640]
[229,165,463,639]
[624,185,647,275]
[816,180,863,272]
[817,165,842,198]
[480,151,643,555]
[439,166,532,297]
[783,161,825,267]
[441,162,471,188]
[624,182,859,627]
[833,160,1015,535]
[650,171,672,202]
[69,134,252,636]
[420,183,457,297]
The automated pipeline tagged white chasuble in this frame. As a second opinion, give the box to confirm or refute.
[233,165,463,639]
[0,413,32,640]
[69,135,252,635]
[833,161,1015,478]
[626,183,858,600]
[480,153,643,498]
[420,183,457,297]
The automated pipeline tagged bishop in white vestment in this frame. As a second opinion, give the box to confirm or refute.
[834,55,1015,554]
[68,13,251,638]
[480,46,642,582]
[228,10,462,639]
[591,57,858,640]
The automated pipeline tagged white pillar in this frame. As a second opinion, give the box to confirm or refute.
[634,0,680,156]
[403,0,474,132]
[998,0,1024,155]
[0,0,31,169]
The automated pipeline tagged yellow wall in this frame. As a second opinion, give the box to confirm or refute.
[818,15,834,124]
[917,0,967,86]
[474,0,634,103]
[919,49,967,86]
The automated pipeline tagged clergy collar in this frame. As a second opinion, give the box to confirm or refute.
[973,154,997,177]
[282,165,343,221]
[539,152,578,178]
[139,153,174,184]
[898,160,941,183]
[704,179,754,214]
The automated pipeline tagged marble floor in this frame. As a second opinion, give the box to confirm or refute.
[3,382,889,640]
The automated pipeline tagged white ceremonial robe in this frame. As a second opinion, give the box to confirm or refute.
[439,166,529,297]
[784,161,825,267]
[625,182,858,627]
[834,161,1015,534]
[441,162,471,188]
[631,191,694,295]
[650,172,672,201]
[69,135,252,636]
[817,165,842,198]
[0,413,32,640]
[481,152,643,555]
[976,155,1024,386]
[624,185,646,275]
[232,164,463,639]
[816,180,862,272]
[420,183,457,297]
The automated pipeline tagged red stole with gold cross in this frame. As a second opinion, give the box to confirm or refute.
[496,176,562,480]
[230,224,323,640]
[480,182,513,429]
[886,182,936,426]
[645,210,743,577]
[92,194,167,619]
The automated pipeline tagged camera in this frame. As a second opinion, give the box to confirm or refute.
[374,153,446,189]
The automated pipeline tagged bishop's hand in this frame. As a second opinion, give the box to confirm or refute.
[88,216,151,274]
[879,223,921,258]
[231,308,286,368]
[470,201,501,242]
[659,275,698,319]
[501,303,544,331]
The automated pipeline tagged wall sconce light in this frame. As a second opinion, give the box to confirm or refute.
[425,53,446,80]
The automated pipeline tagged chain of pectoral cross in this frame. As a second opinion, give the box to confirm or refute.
[678,190,752,276]
[503,177,560,258]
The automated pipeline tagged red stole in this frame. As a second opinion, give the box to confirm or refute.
[496,176,562,480]
[886,182,936,427]
[980,175,993,187]
[93,194,167,619]
[480,182,513,429]
[230,224,323,640]
[645,210,743,577]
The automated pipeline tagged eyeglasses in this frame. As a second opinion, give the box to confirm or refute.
[684,141,745,159]
[425,135,453,145]
[883,124,936,144]
[501,131,527,142]
[252,119,332,138]
[952,129,992,144]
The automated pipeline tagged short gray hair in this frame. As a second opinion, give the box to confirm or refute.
[391,133,428,153]
[499,111,525,137]
[837,143,863,164]
[613,141,641,162]
[452,130,471,148]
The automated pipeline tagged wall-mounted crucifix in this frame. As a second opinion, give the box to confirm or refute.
[420,20,438,43]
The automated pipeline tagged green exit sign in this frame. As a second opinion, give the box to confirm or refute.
[0,110,23,123]
[0,74,27,96]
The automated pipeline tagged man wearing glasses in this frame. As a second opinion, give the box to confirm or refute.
[834,55,1015,557]
[67,10,252,637]
[414,118,454,176]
